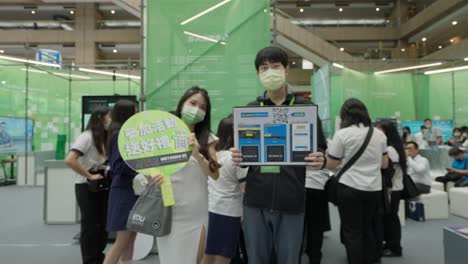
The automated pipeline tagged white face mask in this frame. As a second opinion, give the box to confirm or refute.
[181,105,206,125]
[259,69,286,91]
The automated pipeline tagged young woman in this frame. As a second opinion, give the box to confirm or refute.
[448,128,464,147]
[103,100,138,264]
[325,98,389,264]
[377,120,407,258]
[156,86,220,264]
[204,116,248,264]
[65,107,111,264]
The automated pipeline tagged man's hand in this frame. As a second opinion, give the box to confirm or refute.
[305,152,325,169]
[230,148,243,165]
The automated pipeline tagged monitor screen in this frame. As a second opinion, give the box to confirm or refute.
[0,116,34,154]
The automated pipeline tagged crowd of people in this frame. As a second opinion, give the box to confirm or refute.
[64,46,467,264]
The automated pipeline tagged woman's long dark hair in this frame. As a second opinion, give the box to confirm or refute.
[216,116,234,151]
[340,98,371,129]
[85,107,110,156]
[377,120,408,174]
[106,100,136,152]
[175,86,219,173]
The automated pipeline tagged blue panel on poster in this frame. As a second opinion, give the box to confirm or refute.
[0,116,34,154]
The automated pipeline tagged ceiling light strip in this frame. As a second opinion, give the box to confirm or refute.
[180,0,232,26]
[183,31,226,45]
[374,62,442,75]
[0,54,61,68]
[332,63,344,69]
[424,65,468,75]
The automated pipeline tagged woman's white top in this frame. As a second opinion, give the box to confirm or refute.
[327,124,388,191]
[208,150,248,217]
[305,168,330,190]
[70,130,106,184]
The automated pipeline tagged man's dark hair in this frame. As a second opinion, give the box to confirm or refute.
[449,147,464,157]
[254,47,288,71]
[406,141,419,150]
[420,125,426,130]
[424,118,432,123]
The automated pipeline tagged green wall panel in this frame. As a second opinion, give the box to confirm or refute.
[146,0,271,130]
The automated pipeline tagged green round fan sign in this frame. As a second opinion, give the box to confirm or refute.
[118,110,192,206]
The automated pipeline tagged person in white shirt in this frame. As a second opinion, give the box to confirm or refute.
[204,116,248,264]
[423,118,443,146]
[303,120,329,264]
[376,120,407,258]
[326,98,389,264]
[414,125,429,149]
[65,107,111,264]
[405,141,432,194]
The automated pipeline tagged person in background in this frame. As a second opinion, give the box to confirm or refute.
[376,120,407,258]
[401,126,414,144]
[304,167,331,264]
[435,147,468,188]
[156,86,220,264]
[103,100,138,264]
[65,107,111,264]
[423,118,442,146]
[448,128,465,147]
[405,141,431,194]
[0,121,12,147]
[326,98,389,264]
[204,116,248,264]
[414,125,429,149]
[230,46,326,264]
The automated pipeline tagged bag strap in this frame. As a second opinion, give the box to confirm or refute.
[335,126,374,181]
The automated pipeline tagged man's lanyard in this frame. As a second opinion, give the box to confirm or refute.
[259,96,295,106]
[258,95,295,174]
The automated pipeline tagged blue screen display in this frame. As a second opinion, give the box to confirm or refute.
[0,116,34,154]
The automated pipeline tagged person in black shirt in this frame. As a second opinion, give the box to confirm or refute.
[231,47,327,264]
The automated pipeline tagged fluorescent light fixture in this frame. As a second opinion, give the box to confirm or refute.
[292,61,296,65]
[464,58,468,61]
[339,8,343,12]
[0,54,61,68]
[180,0,231,26]
[31,10,36,14]
[401,48,406,52]
[21,68,91,79]
[375,62,442,75]
[452,21,458,26]
[291,19,385,26]
[450,39,455,43]
[376,7,380,12]
[183,31,226,45]
[112,49,118,53]
[302,59,313,69]
[70,10,74,14]
[332,63,344,69]
[0,50,4,54]
[111,10,116,14]
[422,37,427,42]
[425,65,468,75]
[300,8,304,13]
[340,47,344,51]
[78,67,140,80]
[439,45,443,49]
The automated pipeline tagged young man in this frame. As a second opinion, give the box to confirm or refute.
[414,125,429,149]
[405,141,432,194]
[435,147,468,188]
[231,46,327,264]
[423,118,443,146]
